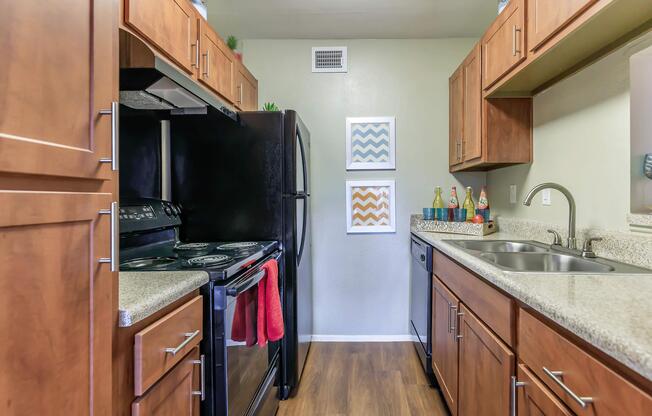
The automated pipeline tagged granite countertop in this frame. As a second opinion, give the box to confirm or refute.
[119,271,210,327]
[411,227,652,381]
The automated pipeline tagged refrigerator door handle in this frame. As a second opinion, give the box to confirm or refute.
[297,128,309,195]
[296,194,308,266]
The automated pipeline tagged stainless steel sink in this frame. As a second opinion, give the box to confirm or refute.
[450,240,549,253]
[479,252,614,273]
[444,240,651,274]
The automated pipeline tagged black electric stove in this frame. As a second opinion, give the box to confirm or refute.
[119,198,282,416]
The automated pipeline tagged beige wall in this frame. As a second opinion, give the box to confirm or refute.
[242,39,483,336]
[487,33,652,232]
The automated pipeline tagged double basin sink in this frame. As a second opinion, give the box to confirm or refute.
[445,240,650,274]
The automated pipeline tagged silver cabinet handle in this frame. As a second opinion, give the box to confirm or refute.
[510,376,526,416]
[513,26,522,56]
[191,42,199,68]
[165,330,200,356]
[99,102,119,171]
[98,201,118,272]
[191,354,206,400]
[240,82,244,105]
[202,52,209,78]
[449,305,457,334]
[447,302,452,333]
[455,311,464,341]
[542,367,593,408]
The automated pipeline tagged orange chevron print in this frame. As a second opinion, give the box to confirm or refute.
[351,186,391,227]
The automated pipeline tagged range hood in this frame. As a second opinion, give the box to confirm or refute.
[119,30,237,120]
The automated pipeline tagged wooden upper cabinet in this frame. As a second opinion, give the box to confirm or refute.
[199,21,235,102]
[124,0,198,74]
[234,62,259,111]
[458,304,514,416]
[0,0,115,180]
[449,67,464,167]
[482,0,526,90]
[132,347,201,416]
[528,0,598,52]
[0,191,113,416]
[462,45,482,162]
[516,364,573,416]
[432,276,460,416]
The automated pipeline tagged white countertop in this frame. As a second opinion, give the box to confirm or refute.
[412,227,652,381]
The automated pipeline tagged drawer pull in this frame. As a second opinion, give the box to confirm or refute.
[191,354,206,400]
[543,366,593,408]
[164,330,200,356]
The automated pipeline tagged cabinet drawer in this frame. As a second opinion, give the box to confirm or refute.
[433,250,514,346]
[518,309,652,415]
[516,364,573,416]
[132,347,201,416]
[134,296,203,395]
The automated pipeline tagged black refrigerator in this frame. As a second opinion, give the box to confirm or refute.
[171,110,313,399]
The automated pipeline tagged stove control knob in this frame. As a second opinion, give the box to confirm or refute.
[171,206,179,217]
[164,206,172,216]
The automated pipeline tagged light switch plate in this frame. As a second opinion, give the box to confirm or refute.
[542,189,552,206]
[509,185,517,204]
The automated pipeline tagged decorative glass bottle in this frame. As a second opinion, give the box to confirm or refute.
[463,187,475,221]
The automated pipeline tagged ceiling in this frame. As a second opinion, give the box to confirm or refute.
[206,0,498,39]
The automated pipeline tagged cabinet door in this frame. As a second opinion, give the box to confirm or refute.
[449,66,464,167]
[516,364,573,416]
[463,45,482,161]
[432,276,460,416]
[483,0,526,90]
[235,69,259,111]
[132,348,201,416]
[125,0,198,74]
[528,0,597,52]
[458,305,514,416]
[0,191,113,415]
[199,22,235,102]
[0,0,115,180]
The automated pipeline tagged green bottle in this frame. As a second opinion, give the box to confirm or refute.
[432,187,445,209]
[463,187,475,221]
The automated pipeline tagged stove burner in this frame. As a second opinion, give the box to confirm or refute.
[184,254,233,268]
[121,257,177,270]
[174,242,213,256]
[217,242,260,250]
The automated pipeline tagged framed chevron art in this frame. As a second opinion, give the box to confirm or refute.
[346,116,396,170]
[346,180,396,233]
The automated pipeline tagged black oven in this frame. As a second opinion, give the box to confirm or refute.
[201,250,282,416]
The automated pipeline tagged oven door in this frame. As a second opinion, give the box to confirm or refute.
[224,252,281,416]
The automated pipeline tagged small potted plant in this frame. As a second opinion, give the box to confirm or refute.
[262,102,280,112]
[227,35,242,62]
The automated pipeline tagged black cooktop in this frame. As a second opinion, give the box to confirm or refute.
[120,240,278,281]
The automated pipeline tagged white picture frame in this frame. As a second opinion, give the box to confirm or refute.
[346,180,396,234]
[346,116,396,170]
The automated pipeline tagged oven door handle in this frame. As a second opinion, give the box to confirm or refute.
[227,269,266,297]
[225,252,282,297]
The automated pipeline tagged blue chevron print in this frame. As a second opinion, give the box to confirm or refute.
[346,116,396,170]
[350,122,390,163]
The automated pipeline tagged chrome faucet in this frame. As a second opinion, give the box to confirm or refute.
[523,183,577,250]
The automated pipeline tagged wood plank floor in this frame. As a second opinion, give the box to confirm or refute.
[277,342,448,416]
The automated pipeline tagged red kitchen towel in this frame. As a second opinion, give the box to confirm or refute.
[231,287,258,347]
[257,259,284,347]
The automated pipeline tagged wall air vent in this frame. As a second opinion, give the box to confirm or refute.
[312,47,348,73]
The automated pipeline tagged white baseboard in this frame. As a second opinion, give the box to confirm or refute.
[311,334,414,342]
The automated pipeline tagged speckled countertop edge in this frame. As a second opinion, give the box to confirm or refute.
[119,271,210,327]
[411,227,652,381]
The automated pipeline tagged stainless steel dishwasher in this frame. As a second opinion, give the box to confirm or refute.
[409,235,435,384]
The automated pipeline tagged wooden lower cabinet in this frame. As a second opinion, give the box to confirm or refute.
[458,304,514,416]
[132,347,201,416]
[432,276,460,415]
[516,364,573,416]
[0,191,113,415]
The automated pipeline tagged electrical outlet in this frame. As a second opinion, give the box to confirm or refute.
[542,189,552,206]
[509,185,517,204]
